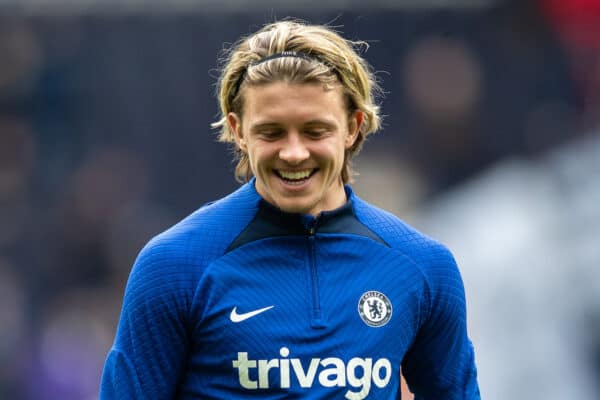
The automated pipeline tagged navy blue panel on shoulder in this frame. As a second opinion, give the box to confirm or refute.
[317,202,388,246]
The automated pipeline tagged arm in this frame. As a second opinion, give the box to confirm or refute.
[402,245,480,400]
[100,238,199,399]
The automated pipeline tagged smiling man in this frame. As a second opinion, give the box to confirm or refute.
[100,20,480,399]
[227,80,361,215]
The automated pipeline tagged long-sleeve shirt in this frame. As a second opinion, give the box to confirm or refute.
[100,180,479,399]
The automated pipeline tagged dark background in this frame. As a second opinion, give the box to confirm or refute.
[1,1,599,398]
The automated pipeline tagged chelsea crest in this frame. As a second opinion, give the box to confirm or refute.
[358,291,393,327]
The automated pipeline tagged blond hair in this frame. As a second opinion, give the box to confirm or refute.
[212,20,382,183]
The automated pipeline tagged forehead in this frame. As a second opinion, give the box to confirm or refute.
[241,81,347,125]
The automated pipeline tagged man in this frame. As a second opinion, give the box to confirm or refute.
[100,20,480,399]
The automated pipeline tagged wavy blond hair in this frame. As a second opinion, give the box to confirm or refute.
[212,20,382,183]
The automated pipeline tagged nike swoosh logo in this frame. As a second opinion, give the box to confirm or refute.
[230,305,274,323]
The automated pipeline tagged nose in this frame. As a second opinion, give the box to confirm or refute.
[279,132,309,165]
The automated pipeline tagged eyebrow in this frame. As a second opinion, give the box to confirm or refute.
[304,119,336,127]
[250,119,337,131]
[249,122,282,132]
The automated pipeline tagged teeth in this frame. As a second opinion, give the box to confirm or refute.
[278,169,313,180]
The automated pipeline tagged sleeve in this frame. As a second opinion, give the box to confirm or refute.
[100,238,199,399]
[401,244,480,400]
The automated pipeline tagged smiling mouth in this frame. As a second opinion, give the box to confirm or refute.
[275,169,318,184]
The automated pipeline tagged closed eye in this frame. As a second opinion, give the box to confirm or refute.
[304,125,333,139]
[254,127,284,141]
[261,130,282,139]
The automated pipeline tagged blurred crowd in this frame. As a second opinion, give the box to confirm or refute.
[412,132,600,400]
[0,1,599,399]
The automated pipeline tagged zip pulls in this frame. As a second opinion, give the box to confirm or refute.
[303,217,326,329]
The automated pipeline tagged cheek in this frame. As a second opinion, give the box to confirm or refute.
[315,144,346,177]
[248,145,272,167]
[329,142,348,164]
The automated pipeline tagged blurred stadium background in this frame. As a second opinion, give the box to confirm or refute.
[1,0,599,399]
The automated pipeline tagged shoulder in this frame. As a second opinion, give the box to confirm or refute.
[351,192,458,279]
[352,192,466,327]
[129,182,261,285]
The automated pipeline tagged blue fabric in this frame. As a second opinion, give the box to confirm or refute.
[100,180,480,399]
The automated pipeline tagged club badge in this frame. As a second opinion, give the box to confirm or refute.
[358,291,392,327]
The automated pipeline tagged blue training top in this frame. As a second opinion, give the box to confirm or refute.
[100,180,480,399]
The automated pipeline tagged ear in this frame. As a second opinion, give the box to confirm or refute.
[227,112,247,152]
[346,110,364,149]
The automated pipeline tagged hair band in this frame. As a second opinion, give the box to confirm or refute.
[249,51,325,66]
[232,51,333,98]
